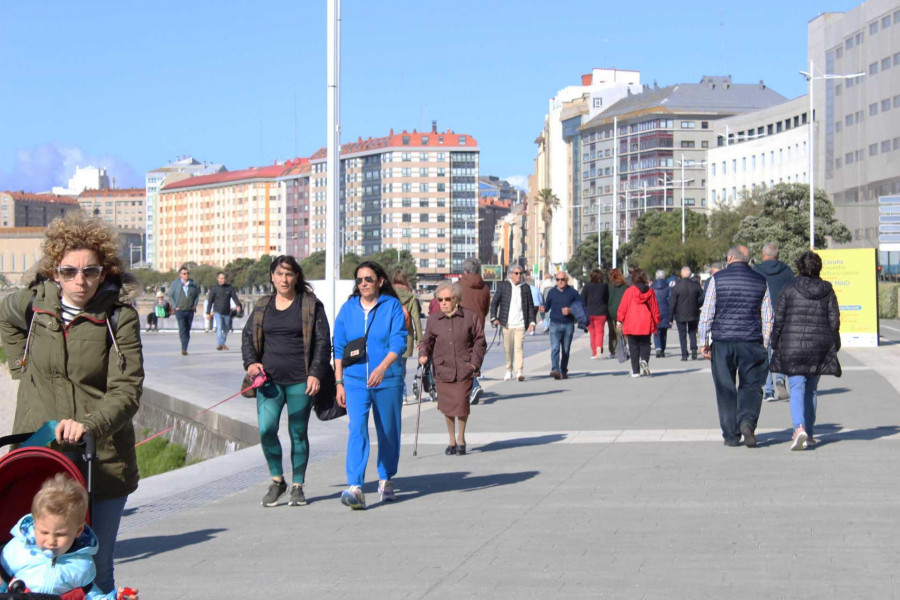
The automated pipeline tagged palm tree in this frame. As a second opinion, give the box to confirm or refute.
[535,188,559,274]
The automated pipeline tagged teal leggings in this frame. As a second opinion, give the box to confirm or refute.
[256,381,312,485]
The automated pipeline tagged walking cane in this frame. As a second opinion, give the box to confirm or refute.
[413,364,424,456]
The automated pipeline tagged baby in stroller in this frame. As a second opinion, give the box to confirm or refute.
[0,474,138,600]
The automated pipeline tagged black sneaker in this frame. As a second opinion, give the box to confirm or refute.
[261,480,287,507]
[288,484,307,506]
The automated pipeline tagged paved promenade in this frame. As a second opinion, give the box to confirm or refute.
[4,322,900,598]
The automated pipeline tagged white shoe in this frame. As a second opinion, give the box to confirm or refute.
[640,360,651,377]
[516,370,524,382]
[630,373,641,378]
[503,370,513,381]
[791,427,808,451]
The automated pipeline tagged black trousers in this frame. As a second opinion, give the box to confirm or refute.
[146,313,158,329]
[627,334,652,374]
[676,320,699,358]
[711,341,768,442]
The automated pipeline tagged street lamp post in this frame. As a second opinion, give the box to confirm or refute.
[800,60,864,250]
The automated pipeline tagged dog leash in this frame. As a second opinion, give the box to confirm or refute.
[485,325,502,353]
[135,370,268,447]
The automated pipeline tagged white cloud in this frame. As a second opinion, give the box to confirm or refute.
[504,174,529,192]
[0,143,142,193]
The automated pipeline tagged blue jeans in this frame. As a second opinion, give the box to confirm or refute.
[257,381,312,484]
[764,347,785,397]
[92,495,128,594]
[788,375,820,437]
[214,313,233,347]
[549,321,575,373]
[345,385,403,486]
[174,309,194,351]
[710,341,769,443]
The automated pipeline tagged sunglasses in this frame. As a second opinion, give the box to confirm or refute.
[57,265,103,282]
[355,276,377,285]
[556,277,567,281]
[510,271,522,275]
[437,296,454,302]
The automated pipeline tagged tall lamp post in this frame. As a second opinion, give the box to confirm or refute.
[800,60,864,249]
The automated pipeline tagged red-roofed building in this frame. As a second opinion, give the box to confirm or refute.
[307,123,479,282]
[0,191,80,228]
[156,160,305,270]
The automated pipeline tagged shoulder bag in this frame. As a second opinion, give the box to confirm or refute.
[341,304,378,367]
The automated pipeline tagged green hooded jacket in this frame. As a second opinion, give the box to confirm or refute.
[0,275,144,500]
[394,286,422,358]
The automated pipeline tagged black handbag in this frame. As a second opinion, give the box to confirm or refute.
[341,305,378,367]
[312,364,346,421]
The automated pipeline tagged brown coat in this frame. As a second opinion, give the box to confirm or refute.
[458,273,490,321]
[418,307,486,382]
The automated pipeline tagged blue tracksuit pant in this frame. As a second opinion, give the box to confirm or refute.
[345,385,403,486]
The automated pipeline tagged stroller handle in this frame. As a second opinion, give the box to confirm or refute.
[80,431,97,462]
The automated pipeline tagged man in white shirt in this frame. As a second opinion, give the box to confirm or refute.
[489,266,536,381]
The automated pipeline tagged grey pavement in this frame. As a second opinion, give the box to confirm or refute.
[3,321,900,597]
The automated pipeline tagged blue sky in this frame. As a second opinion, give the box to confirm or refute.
[0,0,861,192]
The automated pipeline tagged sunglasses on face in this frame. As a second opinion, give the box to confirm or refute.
[510,271,522,275]
[437,296,454,302]
[556,278,567,281]
[57,265,103,282]
[356,276,377,285]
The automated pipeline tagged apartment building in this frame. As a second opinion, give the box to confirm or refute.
[145,157,226,267]
[579,76,786,243]
[278,160,312,259]
[156,162,295,271]
[77,188,146,230]
[0,228,45,284]
[478,176,521,265]
[307,124,478,283]
[809,0,900,253]
[0,191,80,228]
[706,96,810,206]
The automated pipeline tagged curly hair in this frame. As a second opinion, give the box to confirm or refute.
[38,211,123,280]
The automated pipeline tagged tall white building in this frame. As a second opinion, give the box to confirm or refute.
[535,68,642,268]
[51,165,110,196]
[706,96,810,207]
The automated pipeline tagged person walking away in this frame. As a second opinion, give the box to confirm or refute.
[607,268,628,359]
[754,242,795,402]
[616,268,659,377]
[543,271,580,379]
[242,256,331,507]
[580,269,609,359]
[458,257,490,404]
[698,245,773,448]
[418,282,486,455]
[769,251,841,450]
[333,261,408,509]
[651,270,672,358]
[669,266,703,360]
[489,265,535,381]
[391,269,422,402]
[0,211,143,593]
[208,271,242,351]
[526,275,543,336]
[146,290,171,332]
[168,265,200,355]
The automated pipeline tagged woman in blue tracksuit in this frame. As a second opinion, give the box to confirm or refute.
[334,261,408,509]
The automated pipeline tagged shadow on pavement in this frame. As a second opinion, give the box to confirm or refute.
[816,387,851,396]
[475,433,567,453]
[756,423,900,447]
[480,390,563,404]
[115,528,227,564]
[389,470,540,505]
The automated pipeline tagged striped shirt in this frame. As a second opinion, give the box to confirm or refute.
[60,298,81,326]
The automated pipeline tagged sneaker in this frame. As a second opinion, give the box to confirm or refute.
[261,480,287,507]
[470,387,483,405]
[764,394,776,402]
[630,373,641,378]
[288,484,307,506]
[791,427,808,451]
[503,370,513,381]
[591,353,599,360]
[775,379,788,400]
[378,480,397,501]
[340,486,366,510]
[640,360,651,377]
[516,371,525,382]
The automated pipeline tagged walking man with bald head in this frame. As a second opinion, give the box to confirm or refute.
[669,266,703,361]
[698,245,774,448]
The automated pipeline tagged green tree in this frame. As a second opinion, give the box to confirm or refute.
[534,188,560,274]
[707,193,763,261]
[734,183,852,269]
[300,251,326,280]
[366,248,417,284]
[619,209,714,272]
[566,231,613,281]
[244,255,274,290]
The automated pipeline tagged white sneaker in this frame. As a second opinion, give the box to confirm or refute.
[791,427,808,451]
[516,370,524,382]
[504,370,513,381]
[640,360,651,377]
[630,373,641,378]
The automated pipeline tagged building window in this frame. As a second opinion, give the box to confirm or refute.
[883,57,892,71]
[870,21,879,35]
[680,121,695,129]
[701,140,709,148]
[869,143,878,157]
[883,15,892,28]
[870,103,879,116]
[869,62,878,75]
[701,121,709,129]
[835,46,843,60]
[680,140,695,148]
[882,140,892,153]
[846,37,854,49]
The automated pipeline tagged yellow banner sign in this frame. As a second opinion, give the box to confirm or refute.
[818,248,878,347]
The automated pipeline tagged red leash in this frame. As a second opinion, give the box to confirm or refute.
[135,370,268,447]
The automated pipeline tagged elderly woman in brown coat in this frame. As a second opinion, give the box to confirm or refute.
[418,281,486,455]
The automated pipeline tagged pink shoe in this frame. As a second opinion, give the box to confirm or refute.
[791,426,807,451]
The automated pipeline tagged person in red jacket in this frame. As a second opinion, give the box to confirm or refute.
[616,267,660,377]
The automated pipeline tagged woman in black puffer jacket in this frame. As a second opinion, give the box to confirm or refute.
[770,251,841,451]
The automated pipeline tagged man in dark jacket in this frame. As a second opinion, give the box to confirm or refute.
[698,246,773,448]
[754,242,795,401]
[459,257,490,403]
[169,265,200,355]
[651,270,673,358]
[207,271,243,351]
[669,266,703,361]
[489,265,535,381]
[543,271,580,379]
